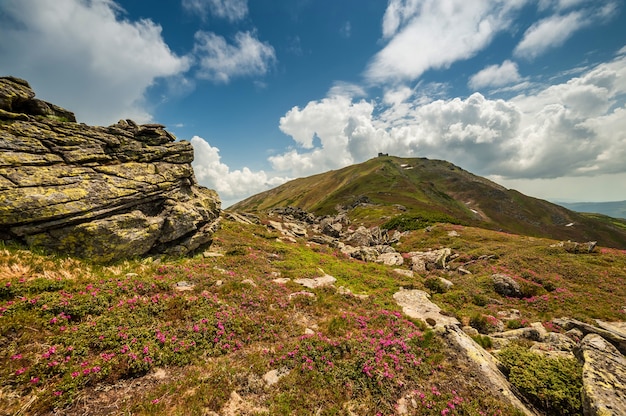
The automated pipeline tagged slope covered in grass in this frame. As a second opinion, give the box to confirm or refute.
[1,217,625,415]
[232,156,626,249]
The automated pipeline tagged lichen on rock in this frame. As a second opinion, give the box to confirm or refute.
[0,76,220,262]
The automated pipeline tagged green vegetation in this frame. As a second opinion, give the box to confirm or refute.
[1,214,625,414]
[382,212,462,231]
[498,344,583,415]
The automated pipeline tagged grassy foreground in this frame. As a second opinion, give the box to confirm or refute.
[1,217,625,415]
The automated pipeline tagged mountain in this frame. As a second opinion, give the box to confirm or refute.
[232,155,626,249]
[557,200,626,220]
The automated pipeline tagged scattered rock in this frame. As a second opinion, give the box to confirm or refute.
[492,274,522,298]
[288,291,316,301]
[294,271,336,289]
[272,278,291,284]
[576,334,626,416]
[220,390,268,416]
[393,268,414,278]
[241,279,257,287]
[376,252,404,266]
[497,309,521,321]
[448,230,460,237]
[554,318,626,355]
[393,289,459,328]
[352,246,379,262]
[174,281,195,292]
[337,286,369,299]
[203,251,224,258]
[262,368,290,387]
[552,240,598,253]
[408,248,452,272]
[438,277,454,290]
[596,320,626,339]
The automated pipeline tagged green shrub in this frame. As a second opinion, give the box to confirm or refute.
[519,280,546,298]
[381,213,461,231]
[469,313,489,334]
[424,277,448,294]
[471,293,488,306]
[498,344,582,415]
[471,334,493,348]
[225,246,248,256]
[506,319,524,329]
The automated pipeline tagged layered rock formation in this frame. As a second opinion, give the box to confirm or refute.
[0,76,220,262]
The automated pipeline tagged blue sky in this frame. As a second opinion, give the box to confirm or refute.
[1,0,626,207]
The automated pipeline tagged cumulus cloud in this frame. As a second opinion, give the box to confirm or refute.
[193,31,276,83]
[0,0,190,125]
[190,136,289,206]
[514,2,617,60]
[182,0,248,22]
[367,0,525,83]
[469,60,522,90]
[271,53,626,183]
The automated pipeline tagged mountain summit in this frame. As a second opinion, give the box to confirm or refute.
[232,155,626,249]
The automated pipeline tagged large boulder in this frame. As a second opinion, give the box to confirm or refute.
[492,273,523,298]
[576,334,626,416]
[408,248,452,272]
[0,76,220,262]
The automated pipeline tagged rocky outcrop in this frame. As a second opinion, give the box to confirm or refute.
[407,248,452,272]
[0,76,220,262]
[576,334,626,416]
[393,288,538,416]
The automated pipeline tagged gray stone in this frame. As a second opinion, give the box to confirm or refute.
[393,268,414,278]
[408,248,452,271]
[492,274,522,298]
[294,272,336,289]
[0,77,220,262]
[376,252,404,266]
[393,289,459,328]
[576,334,626,416]
[554,318,626,355]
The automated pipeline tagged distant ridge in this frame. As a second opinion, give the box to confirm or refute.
[231,156,626,249]
[557,201,626,220]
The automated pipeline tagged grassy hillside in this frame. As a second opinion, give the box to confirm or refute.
[1,217,625,415]
[232,156,626,249]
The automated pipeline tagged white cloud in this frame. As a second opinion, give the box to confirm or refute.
[538,0,594,12]
[271,53,626,185]
[0,0,190,125]
[182,0,248,22]
[469,60,522,90]
[367,0,526,84]
[514,2,617,60]
[190,136,289,206]
[193,31,276,83]
[514,11,586,60]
